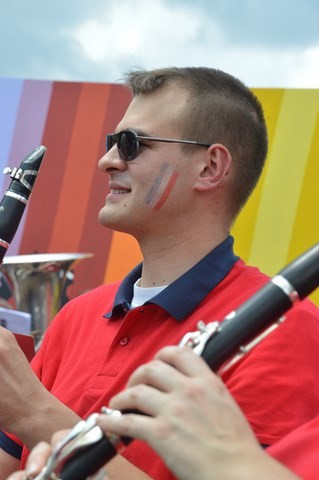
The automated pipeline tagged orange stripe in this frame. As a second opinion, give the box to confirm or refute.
[104,232,142,284]
[73,84,133,293]
[49,83,111,252]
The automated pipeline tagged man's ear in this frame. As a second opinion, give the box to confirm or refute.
[194,144,232,191]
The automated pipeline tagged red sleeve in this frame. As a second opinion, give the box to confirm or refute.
[267,416,319,480]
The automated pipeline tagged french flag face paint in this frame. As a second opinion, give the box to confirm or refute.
[145,163,179,211]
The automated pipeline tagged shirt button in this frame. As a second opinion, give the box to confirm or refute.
[119,337,129,346]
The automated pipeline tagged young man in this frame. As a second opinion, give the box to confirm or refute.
[1,67,319,479]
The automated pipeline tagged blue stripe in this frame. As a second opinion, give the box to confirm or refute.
[0,430,22,459]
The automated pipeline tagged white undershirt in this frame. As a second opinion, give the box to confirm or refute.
[131,279,167,308]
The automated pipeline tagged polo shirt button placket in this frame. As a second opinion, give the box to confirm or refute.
[119,337,129,346]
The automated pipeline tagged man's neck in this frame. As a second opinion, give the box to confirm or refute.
[138,230,229,288]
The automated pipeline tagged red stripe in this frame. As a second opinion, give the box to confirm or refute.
[74,84,133,295]
[154,171,179,210]
[19,81,133,299]
[48,83,110,252]
[20,81,82,255]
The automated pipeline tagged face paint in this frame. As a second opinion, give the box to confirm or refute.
[145,163,179,211]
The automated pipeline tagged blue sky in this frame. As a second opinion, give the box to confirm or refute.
[1,0,319,87]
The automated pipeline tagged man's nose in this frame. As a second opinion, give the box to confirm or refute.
[98,146,127,172]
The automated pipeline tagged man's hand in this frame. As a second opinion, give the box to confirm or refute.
[6,441,53,480]
[0,326,46,434]
[96,346,299,480]
[0,327,80,450]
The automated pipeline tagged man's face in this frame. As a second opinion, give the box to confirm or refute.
[98,85,200,239]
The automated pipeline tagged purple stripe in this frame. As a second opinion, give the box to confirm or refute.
[0,78,24,195]
[7,79,53,255]
[8,79,53,165]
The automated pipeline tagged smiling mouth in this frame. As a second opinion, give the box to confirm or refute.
[110,189,131,194]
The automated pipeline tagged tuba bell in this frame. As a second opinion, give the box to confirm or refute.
[0,252,93,348]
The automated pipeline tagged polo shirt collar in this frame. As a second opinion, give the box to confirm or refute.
[106,235,239,321]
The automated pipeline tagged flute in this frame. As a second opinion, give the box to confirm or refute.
[0,145,46,263]
[34,242,319,480]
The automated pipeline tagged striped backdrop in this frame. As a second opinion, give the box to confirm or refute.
[0,78,318,306]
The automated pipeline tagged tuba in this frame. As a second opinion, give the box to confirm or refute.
[1,252,93,347]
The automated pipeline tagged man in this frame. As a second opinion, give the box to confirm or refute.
[1,67,319,479]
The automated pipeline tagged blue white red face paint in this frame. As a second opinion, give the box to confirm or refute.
[144,163,179,211]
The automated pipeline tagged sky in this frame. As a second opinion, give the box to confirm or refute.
[0,0,319,88]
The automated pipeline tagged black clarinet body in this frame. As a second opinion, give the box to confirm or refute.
[39,242,319,480]
[0,145,46,263]
[202,242,319,369]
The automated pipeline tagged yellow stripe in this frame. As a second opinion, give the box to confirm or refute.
[232,88,284,259]
[289,106,319,258]
[288,106,319,306]
[248,89,319,275]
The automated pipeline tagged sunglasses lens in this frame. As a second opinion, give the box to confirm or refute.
[106,134,117,152]
[106,130,139,161]
[118,131,138,161]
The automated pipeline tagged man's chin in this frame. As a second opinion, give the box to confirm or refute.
[98,209,114,228]
[98,209,125,231]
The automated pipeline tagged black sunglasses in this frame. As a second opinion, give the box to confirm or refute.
[106,129,211,161]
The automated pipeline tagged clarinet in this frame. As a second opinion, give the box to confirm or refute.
[34,242,319,480]
[0,145,46,263]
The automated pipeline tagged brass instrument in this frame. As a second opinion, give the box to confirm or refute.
[1,252,93,347]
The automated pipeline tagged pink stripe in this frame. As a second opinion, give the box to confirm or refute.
[7,79,53,255]
[0,78,24,195]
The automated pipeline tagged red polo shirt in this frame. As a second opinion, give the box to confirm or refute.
[1,237,319,479]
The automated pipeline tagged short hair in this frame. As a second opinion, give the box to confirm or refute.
[125,67,268,218]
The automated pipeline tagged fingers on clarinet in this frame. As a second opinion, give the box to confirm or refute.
[110,384,164,416]
[25,441,52,476]
[96,412,154,442]
[127,357,190,392]
[155,345,213,377]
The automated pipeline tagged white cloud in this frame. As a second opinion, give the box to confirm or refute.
[215,44,319,88]
[1,0,317,87]
[64,0,222,68]
[62,0,319,87]
[287,44,319,88]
